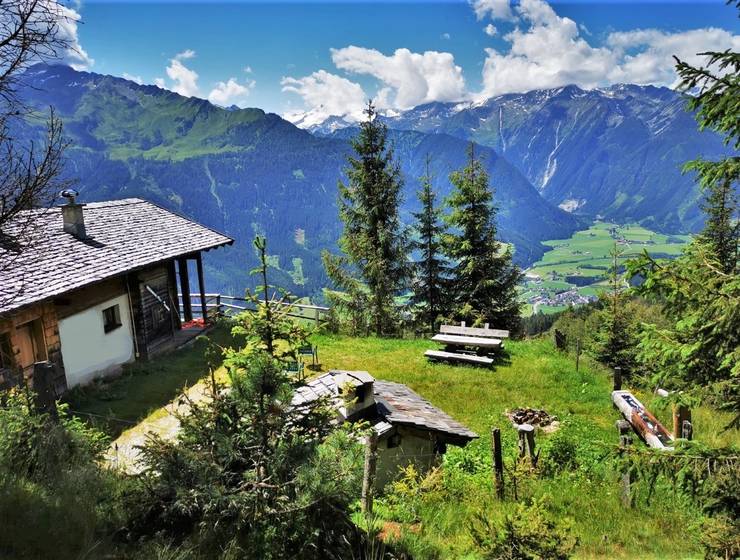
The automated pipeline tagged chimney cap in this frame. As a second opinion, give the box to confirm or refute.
[60,189,80,204]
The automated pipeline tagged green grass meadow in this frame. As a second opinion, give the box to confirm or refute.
[69,329,738,558]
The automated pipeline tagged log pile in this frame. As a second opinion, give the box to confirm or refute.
[508,407,556,427]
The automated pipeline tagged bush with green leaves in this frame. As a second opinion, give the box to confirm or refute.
[0,390,121,560]
[469,495,578,560]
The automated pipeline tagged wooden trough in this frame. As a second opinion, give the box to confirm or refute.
[612,390,674,450]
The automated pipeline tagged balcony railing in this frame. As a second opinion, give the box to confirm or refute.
[177,293,330,326]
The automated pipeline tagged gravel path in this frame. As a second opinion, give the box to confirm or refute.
[105,380,212,474]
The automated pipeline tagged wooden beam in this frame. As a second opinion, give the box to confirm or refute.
[195,253,208,322]
[178,258,192,322]
[167,260,181,330]
[612,390,674,450]
[424,349,494,366]
[432,333,502,349]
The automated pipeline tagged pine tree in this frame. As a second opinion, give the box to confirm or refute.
[322,101,409,336]
[445,143,523,331]
[411,155,449,333]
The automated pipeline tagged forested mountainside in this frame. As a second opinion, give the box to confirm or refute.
[312,84,729,234]
[16,64,578,297]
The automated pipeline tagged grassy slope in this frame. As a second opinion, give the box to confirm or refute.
[68,329,738,558]
[314,334,737,559]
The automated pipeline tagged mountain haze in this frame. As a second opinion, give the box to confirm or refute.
[16,64,578,297]
[312,84,728,234]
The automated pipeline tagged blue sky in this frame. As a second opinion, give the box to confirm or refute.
[68,1,739,124]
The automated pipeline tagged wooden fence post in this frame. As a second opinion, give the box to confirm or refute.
[673,405,692,440]
[491,427,505,500]
[613,366,622,391]
[361,432,379,514]
[32,361,58,420]
[616,419,632,508]
[517,424,536,461]
[575,338,581,372]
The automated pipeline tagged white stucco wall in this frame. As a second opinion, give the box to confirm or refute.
[58,293,135,388]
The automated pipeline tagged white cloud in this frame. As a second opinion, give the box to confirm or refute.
[281,70,366,127]
[471,0,514,21]
[244,65,253,74]
[441,32,451,40]
[484,23,497,37]
[154,77,166,88]
[49,1,94,70]
[207,77,256,107]
[478,0,740,98]
[175,49,196,60]
[123,72,143,84]
[165,50,200,97]
[330,46,468,110]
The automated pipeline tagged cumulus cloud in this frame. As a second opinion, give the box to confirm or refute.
[330,46,467,110]
[471,0,514,21]
[281,70,367,127]
[207,77,256,107]
[484,24,497,37]
[165,50,200,97]
[47,1,94,69]
[478,0,740,98]
[123,72,143,84]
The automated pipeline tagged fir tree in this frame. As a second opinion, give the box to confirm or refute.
[322,101,409,336]
[675,34,739,274]
[445,143,523,331]
[411,155,449,333]
[592,244,636,374]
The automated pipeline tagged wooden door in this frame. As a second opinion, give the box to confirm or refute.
[16,321,46,375]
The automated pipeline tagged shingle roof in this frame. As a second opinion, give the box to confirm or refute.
[292,370,478,444]
[374,380,478,443]
[0,198,233,314]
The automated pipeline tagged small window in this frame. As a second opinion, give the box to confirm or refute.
[0,332,14,370]
[102,304,122,333]
[387,433,402,449]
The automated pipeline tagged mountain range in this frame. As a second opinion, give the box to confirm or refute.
[14,64,726,298]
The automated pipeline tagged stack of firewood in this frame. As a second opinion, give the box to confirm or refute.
[508,407,556,427]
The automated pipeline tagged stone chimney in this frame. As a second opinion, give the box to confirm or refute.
[60,189,87,239]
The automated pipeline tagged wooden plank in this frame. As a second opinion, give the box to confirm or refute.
[432,333,502,349]
[424,349,493,366]
[612,390,674,450]
[440,324,510,339]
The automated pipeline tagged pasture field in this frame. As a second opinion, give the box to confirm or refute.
[522,222,690,315]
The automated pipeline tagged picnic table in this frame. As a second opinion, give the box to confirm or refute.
[425,322,509,367]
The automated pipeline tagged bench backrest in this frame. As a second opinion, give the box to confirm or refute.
[440,324,510,339]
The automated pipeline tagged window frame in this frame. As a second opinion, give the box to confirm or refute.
[0,331,14,371]
[102,304,123,334]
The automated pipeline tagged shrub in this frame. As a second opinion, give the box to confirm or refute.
[469,495,578,559]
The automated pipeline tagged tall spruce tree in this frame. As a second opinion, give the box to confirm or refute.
[674,30,739,274]
[322,101,409,336]
[628,19,739,426]
[445,144,523,331]
[411,155,449,333]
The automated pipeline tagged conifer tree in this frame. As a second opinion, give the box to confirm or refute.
[592,244,636,374]
[445,144,523,331]
[322,101,409,336]
[411,155,449,333]
[675,35,739,274]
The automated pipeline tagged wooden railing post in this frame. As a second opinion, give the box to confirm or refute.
[361,432,379,514]
[613,366,622,391]
[616,419,632,508]
[517,424,535,460]
[491,427,505,500]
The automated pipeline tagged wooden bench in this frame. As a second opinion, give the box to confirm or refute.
[439,324,510,339]
[424,350,494,366]
[431,333,502,349]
